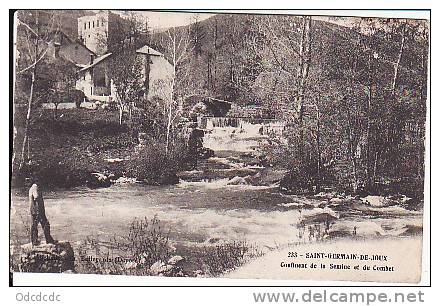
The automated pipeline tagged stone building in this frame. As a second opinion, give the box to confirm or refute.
[74,44,174,103]
[47,31,95,66]
[75,53,114,102]
[75,11,173,103]
[78,11,125,55]
[136,45,173,101]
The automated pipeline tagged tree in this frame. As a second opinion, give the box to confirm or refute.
[109,48,144,125]
[15,10,60,171]
[320,16,428,193]
[352,18,428,191]
[44,59,77,118]
[223,15,265,102]
[191,14,205,56]
[156,25,194,154]
[99,11,150,54]
[96,11,150,125]
[256,15,313,161]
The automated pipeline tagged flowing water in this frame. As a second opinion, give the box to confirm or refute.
[10,118,423,254]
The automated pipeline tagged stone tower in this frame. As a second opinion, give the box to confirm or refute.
[78,11,125,55]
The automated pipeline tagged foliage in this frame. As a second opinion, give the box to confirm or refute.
[125,137,190,184]
[195,240,263,277]
[12,12,428,198]
[12,108,131,188]
[75,216,173,276]
[124,216,172,266]
[108,48,145,124]
[73,217,263,277]
[254,16,428,195]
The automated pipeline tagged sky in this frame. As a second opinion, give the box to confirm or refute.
[115,11,214,30]
[111,10,427,31]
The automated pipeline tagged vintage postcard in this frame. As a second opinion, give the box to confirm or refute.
[10,9,429,285]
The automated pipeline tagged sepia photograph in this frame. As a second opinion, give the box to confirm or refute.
[9,9,429,285]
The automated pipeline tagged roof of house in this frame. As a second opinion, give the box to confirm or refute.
[49,30,97,68]
[79,53,112,72]
[136,45,163,57]
[51,30,95,53]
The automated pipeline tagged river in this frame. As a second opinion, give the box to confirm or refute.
[10,118,423,261]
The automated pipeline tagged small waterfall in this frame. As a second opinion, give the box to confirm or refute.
[199,117,285,152]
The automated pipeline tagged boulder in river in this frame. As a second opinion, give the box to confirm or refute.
[198,147,215,159]
[227,176,249,185]
[87,172,111,188]
[329,197,344,204]
[150,255,185,276]
[168,255,185,265]
[400,224,423,236]
[248,168,288,186]
[149,260,173,276]
[361,195,394,207]
[19,241,75,273]
[112,176,138,184]
[301,212,339,225]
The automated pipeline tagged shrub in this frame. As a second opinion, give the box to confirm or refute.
[124,216,172,267]
[75,216,173,276]
[195,241,263,277]
[62,89,87,108]
[20,154,91,189]
[73,217,263,277]
[125,137,190,185]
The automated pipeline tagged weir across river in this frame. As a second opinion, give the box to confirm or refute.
[196,116,285,153]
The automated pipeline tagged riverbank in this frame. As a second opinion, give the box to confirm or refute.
[12,108,191,189]
[10,177,423,278]
[11,108,425,279]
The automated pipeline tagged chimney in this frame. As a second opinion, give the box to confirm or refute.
[90,54,95,65]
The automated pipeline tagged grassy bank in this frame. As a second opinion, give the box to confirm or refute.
[12,107,190,189]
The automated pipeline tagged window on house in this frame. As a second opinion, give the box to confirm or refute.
[95,75,106,87]
[93,21,95,28]
[97,20,99,27]
[84,22,86,30]
[88,22,91,29]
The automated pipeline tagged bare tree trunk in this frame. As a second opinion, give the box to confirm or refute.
[119,106,123,125]
[373,151,378,183]
[315,102,321,193]
[207,55,211,89]
[351,155,359,194]
[19,68,36,171]
[165,102,172,155]
[392,24,406,94]
[346,97,360,194]
[166,61,176,155]
[365,83,372,190]
[295,16,312,159]
[212,18,218,90]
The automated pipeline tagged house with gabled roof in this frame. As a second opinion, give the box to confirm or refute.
[75,52,115,102]
[69,11,174,103]
[44,30,115,102]
[47,31,96,67]
[74,44,174,104]
[136,44,173,101]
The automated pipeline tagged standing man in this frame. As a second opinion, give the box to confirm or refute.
[29,177,56,245]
